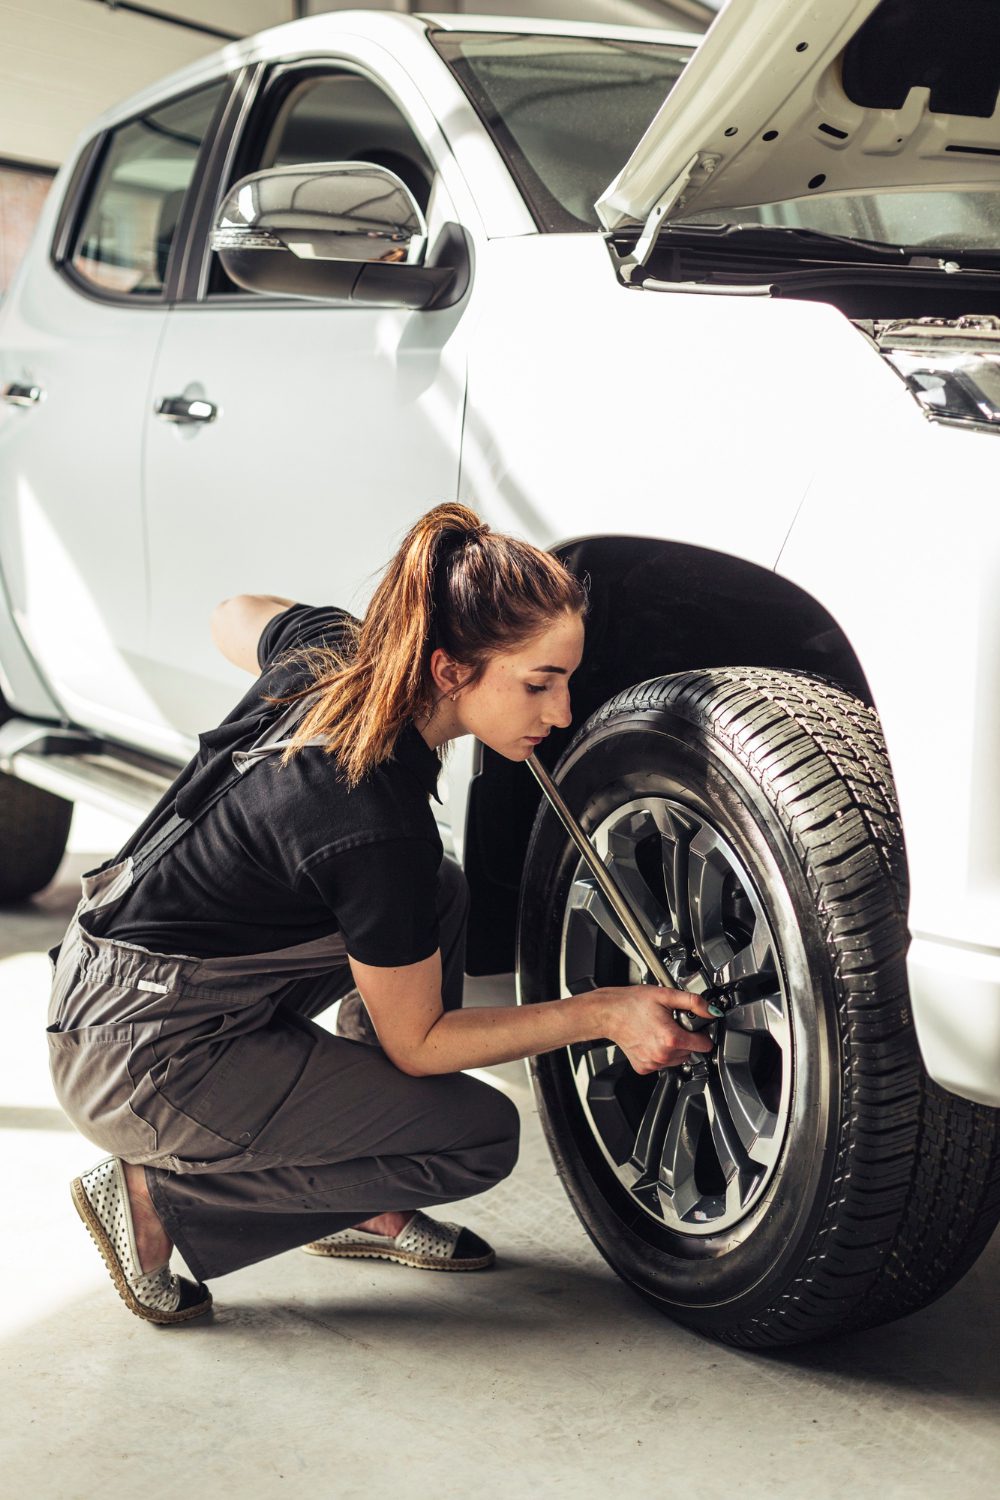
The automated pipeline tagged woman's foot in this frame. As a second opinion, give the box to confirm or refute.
[71,1158,212,1324]
[122,1160,173,1271]
[302,1209,495,1271]
[349,1210,415,1238]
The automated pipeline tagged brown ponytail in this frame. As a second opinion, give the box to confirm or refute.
[265,502,589,790]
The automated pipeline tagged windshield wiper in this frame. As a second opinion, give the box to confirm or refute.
[659,222,915,261]
[654,222,1000,271]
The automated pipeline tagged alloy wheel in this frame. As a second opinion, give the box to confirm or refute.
[559,796,792,1237]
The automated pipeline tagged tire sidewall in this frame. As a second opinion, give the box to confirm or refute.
[517,704,846,1328]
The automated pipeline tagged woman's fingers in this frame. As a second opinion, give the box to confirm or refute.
[654,985,719,1021]
[628,1019,713,1075]
[602,984,720,1075]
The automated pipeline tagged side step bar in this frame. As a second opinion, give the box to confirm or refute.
[0,718,176,823]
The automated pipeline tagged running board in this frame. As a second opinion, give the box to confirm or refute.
[0,717,175,822]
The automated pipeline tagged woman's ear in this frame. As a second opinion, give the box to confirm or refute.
[428,647,465,698]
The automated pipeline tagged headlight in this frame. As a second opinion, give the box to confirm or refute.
[878,317,1000,432]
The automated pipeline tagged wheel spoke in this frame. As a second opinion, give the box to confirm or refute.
[573,1041,649,1168]
[685,824,732,973]
[566,876,646,967]
[705,1072,761,1218]
[605,818,675,947]
[718,996,787,1168]
[658,1075,710,1223]
[724,994,787,1044]
[710,915,776,992]
[657,806,698,950]
[629,1071,678,1179]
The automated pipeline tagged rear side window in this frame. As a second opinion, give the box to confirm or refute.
[69,79,226,298]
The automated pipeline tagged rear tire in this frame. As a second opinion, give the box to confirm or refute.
[516,668,1000,1347]
[0,771,73,902]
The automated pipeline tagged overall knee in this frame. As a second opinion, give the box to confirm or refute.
[433,1079,520,1198]
[473,1086,521,1187]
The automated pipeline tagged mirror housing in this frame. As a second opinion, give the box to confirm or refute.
[211,162,468,310]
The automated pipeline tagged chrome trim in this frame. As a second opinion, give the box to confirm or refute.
[154,395,218,424]
[2,382,44,407]
[642,277,774,296]
[210,161,428,268]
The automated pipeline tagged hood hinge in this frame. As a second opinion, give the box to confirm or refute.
[605,153,716,283]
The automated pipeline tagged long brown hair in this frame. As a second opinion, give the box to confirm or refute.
[266,502,589,789]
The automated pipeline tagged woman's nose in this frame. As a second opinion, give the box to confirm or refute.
[543,691,573,730]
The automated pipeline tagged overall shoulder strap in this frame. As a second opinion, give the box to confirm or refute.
[130,690,327,882]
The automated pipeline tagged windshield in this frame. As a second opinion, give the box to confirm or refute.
[432,31,691,232]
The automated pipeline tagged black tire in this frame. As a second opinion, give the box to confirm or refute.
[0,771,73,903]
[516,668,1000,1348]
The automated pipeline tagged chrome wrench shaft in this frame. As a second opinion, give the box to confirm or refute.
[525,753,716,1032]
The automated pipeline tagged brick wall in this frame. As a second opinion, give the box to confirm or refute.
[0,164,56,297]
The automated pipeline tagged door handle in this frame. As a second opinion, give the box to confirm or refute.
[2,382,44,407]
[154,394,218,424]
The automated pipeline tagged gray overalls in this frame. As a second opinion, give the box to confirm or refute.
[46,697,519,1283]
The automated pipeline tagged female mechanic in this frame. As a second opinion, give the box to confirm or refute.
[46,502,716,1324]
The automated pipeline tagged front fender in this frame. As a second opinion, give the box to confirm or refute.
[779,402,1000,1105]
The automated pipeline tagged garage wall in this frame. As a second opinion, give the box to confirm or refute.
[0,1,294,170]
[0,162,55,297]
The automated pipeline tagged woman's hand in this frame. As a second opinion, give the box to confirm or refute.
[600,985,716,1075]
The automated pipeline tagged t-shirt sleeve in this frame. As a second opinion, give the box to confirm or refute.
[257,603,356,673]
[300,837,442,967]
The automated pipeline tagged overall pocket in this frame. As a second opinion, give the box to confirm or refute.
[128,1013,315,1172]
[46,1023,158,1160]
[156,1018,314,1147]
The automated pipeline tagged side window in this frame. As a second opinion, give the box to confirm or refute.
[69,79,227,298]
[207,71,435,297]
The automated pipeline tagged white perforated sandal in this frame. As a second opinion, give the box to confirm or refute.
[71,1157,213,1325]
[302,1210,495,1271]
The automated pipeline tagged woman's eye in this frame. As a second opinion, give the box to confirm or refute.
[526,684,548,695]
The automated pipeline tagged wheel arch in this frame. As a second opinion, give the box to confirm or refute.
[463,534,878,976]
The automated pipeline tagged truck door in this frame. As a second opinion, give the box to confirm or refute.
[140,57,470,748]
[0,77,229,740]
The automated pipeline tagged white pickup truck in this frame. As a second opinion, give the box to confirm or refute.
[2,0,999,1347]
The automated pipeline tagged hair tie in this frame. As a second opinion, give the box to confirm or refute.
[440,522,488,555]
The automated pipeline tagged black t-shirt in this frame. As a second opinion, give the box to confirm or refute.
[100,604,444,965]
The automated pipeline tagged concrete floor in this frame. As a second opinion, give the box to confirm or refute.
[1,807,998,1500]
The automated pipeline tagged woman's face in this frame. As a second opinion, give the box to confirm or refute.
[448,610,586,760]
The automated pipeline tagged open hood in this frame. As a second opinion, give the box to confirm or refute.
[596,0,1000,235]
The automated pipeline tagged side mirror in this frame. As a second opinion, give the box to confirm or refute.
[211,162,468,310]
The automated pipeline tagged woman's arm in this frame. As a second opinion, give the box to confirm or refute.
[347,951,716,1077]
[210,593,297,674]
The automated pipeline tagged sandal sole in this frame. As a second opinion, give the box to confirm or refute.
[300,1242,494,1271]
[71,1177,213,1325]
